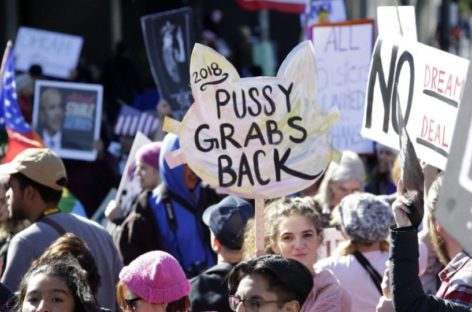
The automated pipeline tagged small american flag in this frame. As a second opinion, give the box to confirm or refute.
[0,48,32,133]
[114,105,159,137]
[0,42,43,163]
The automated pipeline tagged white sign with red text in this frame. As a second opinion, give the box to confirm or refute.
[361,36,469,170]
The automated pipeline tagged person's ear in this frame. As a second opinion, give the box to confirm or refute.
[24,185,36,201]
[283,300,300,312]
[212,237,223,252]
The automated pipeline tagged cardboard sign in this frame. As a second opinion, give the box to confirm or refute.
[141,7,195,121]
[437,67,472,253]
[14,27,83,79]
[164,41,338,199]
[377,6,417,40]
[33,80,103,161]
[361,37,469,170]
[115,132,151,217]
[312,20,374,153]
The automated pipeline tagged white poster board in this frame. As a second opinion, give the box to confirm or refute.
[312,20,374,153]
[163,41,338,199]
[33,80,103,161]
[14,27,83,79]
[115,132,152,216]
[361,36,469,170]
[437,67,472,253]
[377,6,417,40]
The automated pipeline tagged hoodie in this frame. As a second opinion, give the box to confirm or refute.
[150,134,215,275]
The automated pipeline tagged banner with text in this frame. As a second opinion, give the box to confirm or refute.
[361,37,469,170]
[14,27,83,79]
[312,20,374,153]
[141,7,195,121]
[163,41,338,198]
[437,67,472,253]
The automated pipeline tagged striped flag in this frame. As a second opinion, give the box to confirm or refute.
[114,105,159,137]
[235,0,306,13]
[0,42,44,163]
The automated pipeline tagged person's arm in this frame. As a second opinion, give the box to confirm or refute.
[390,199,472,312]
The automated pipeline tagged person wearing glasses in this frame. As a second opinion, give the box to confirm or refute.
[227,254,313,312]
[116,250,191,312]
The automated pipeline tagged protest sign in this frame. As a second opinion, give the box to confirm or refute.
[312,20,374,153]
[115,132,151,217]
[361,36,469,170]
[377,6,417,40]
[141,7,195,121]
[163,41,338,254]
[437,67,472,253]
[33,80,103,161]
[163,40,337,199]
[14,27,83,79]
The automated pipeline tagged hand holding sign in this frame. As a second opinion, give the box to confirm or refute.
[164,41,338,199]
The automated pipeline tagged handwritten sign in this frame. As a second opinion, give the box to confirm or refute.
[163,41,338,199]
[14,27,83,79]
[33,80,103,161]
[115,132,152,216]
[361,36,469,170]
[437,67,472,252]
[312,20,374,153]
[377,6,417,40]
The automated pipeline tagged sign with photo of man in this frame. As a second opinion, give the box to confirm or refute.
[141,7,195,120]
[33,80,103,161]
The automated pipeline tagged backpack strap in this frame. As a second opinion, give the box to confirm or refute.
[38,217,67,236]
[353,251,383,294]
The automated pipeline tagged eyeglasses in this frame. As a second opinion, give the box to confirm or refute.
[122,297,142,311]
[229,295,284,311]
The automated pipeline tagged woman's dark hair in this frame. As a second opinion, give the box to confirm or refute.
[16,256,98,312]
[32,233,101,295]
[228,254,313,307]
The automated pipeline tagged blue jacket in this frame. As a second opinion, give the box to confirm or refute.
[151,134,216,276]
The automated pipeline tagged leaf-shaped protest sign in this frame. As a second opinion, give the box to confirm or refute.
[164,40,338,199]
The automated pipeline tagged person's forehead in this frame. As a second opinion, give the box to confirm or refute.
[236,273,273,298]
[26,273,70,293]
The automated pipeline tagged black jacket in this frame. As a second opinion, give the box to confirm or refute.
[390,227,472,312]
[190,262,235,312]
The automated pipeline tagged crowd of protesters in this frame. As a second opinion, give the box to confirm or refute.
[0,11,470,312]
[0,130,467,312]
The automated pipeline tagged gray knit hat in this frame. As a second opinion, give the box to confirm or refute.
[338,192,394,243]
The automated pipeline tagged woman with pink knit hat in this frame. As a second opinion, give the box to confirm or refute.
[105,141,162,221]
[117,250,191,312]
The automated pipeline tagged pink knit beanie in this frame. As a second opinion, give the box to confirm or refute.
[119,251,190,304]
[135,142,161,170]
